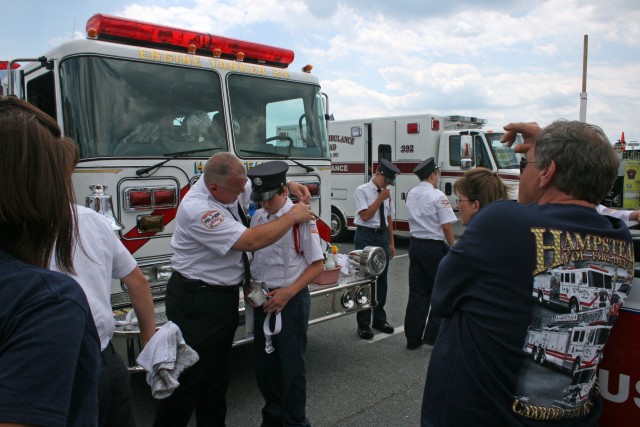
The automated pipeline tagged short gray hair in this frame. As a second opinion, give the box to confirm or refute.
[535,120,619,204]
[203,152,246,186]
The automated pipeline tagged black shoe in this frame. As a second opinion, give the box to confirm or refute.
[407,342,423,350]
[372,321,394,334]
[357,327,374,340]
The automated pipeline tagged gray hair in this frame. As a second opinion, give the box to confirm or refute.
[535,120,619,204]
[203,152,247,186]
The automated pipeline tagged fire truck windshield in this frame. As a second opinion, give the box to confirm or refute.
[228,74,329,159]
[58,56,227,158]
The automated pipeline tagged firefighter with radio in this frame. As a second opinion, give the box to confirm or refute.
[353,159,400,339]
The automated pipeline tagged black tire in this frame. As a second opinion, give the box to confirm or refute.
[571,358,581,376]
[569,299,580,314]
[331,208,349,242]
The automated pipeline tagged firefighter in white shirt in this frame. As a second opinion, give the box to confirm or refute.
[154,152,314,427]
[247,161,324,427]
[403,158,457,350]
[353,158,401,339]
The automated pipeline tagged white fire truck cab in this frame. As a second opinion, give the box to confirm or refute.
[5,13,386,368]
[327,114,521,240]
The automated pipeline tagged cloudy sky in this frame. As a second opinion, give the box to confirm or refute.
[3,0,640,143]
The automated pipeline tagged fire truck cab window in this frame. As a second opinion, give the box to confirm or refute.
[228,74,329,159]
[58,56,226,158]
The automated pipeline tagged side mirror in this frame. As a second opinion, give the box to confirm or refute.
[460,135,473,170]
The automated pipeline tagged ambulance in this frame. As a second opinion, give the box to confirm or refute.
[4,13,386,368]
[326,114,522,240]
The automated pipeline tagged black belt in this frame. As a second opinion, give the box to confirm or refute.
[174,271,241,293]
[410,237,445,243]
[357,225,387,234]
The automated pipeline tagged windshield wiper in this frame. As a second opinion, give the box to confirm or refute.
[238,149,314,172]
[136,146,223,176]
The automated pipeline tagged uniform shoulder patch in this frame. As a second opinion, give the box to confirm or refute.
[439,197,452,208]
[200,210,224,230]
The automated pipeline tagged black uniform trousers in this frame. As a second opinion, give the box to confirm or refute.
[253,288,311,427]
[404,237,448,346]
[99,342,136,427]
[154,272,239,427]
[355,226,391,328]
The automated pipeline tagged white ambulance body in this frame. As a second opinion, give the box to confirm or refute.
[6,13,385,368]
[327,114,521,240]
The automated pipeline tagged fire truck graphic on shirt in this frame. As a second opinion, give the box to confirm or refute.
[513,227,634,421]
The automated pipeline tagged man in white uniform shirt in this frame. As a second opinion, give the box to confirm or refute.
[403,158,457,350]
[247,161,324,427]
[353,158,401,339]
[51,138,156,427]
[154,152,314,427]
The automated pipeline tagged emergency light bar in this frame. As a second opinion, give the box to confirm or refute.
[0,61,20,70]
[446,115,487,125]
[86,13,295,68]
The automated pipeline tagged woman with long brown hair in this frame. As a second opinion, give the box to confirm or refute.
[0,96,99,426]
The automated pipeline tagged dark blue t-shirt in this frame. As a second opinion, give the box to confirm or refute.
[0,251,100,426]
[422,201,633,426]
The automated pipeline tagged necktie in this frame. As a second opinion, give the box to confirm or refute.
[228,203,251,286]
[377,188,386,229]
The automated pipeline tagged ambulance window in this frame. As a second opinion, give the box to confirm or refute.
[378,145,392,163]
[448,135,492,169]
[26,72,56,121]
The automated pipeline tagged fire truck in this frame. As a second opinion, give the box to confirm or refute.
[326,114,521,240]
[523,314,611,376]
[4,13,386,368]
[532,265,628,315]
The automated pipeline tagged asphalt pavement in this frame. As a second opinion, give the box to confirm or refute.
[131,235,432,426]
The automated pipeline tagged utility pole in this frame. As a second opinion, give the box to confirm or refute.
[579,34,588,122]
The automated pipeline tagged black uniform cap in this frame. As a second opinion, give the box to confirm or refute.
[413,157,438,180]
[247,161,289,202]
[377,159,401,185]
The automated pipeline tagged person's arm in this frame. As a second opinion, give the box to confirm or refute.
[232,202,314,252]
[442,223,455,246]
[500,122,542,154]
[122,267,156,347]
[263,259,324,314]
[287,180,311,204]
[358,188,390,222]
[629,210,640,221]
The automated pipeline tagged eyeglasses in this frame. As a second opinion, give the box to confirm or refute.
[519,157,539,173]
[455,198,472,205]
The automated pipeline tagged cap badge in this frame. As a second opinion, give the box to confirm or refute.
[253,177,262,186]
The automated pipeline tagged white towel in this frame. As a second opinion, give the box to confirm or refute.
[136,321,199,399]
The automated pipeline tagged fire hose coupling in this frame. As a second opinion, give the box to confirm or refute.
[347,246,387,276]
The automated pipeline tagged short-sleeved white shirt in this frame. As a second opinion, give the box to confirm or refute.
[50,205,137,350]
[171,177,248,285]
[406,182,457,240]
[353,180,395,228]
[596,204,631,221]
[250,198,324,289]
